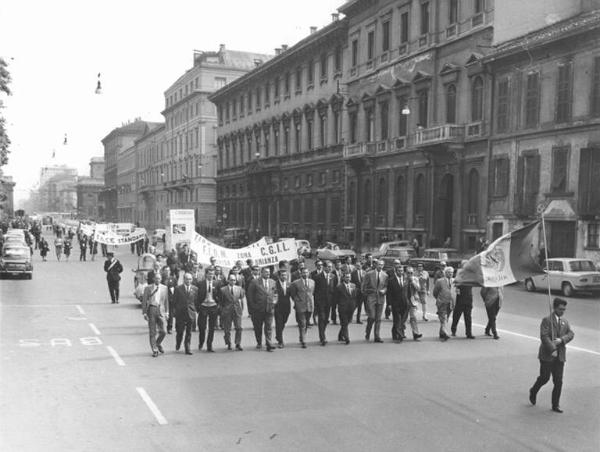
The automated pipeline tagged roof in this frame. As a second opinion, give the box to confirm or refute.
[90,157,104,163]
[101,120,162,144]
[485,10,600,62]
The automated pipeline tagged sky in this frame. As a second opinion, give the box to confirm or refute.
[0,0,344,206]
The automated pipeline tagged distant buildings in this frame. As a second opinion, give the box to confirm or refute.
[76,157,105,220]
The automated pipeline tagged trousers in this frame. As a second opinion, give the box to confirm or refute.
[295,311,309,344]
[451,303,473,336]
[531,358,565,408]
[221,310,243,346]
[400,305,420,337]
[147,306,166,352]
[197,305,219,349]
[107,279,120,302]
[251,310,274,347]
[436,301,451,338]
[175,316,193,351]
[365,300,384,339]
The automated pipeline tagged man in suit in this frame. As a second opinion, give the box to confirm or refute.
[289,267,314,348]
[161,266,178,335]
[385,260,404,319]
[195,268,221,352]
[244,265,260,319]
[401,267,423,341]
[362,259,388,343]
[529,298,574,413]
[351,261,366,324]
[219,274,246,351]
[451,260,475,339]
[310,260,325,326]
[173,272,198,355]
[386,260,407,342]
[141,271,169,357]
[313,261,337,346]
[334,272,357,344]
[291,261,306,281]
[329,261,342,325]
[274,269,291,348]
[246,267,278,351]
[432,266,455,341]
[104,252,123,304]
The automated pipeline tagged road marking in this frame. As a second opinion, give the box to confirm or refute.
[76,305,85,315]
[89,323,101,335]
[136,387,168,425]
[106,346,125,366]
[66,316,87,321]
[472,322,600,356]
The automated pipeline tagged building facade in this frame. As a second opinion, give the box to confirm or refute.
[339,0,494,251]
[136,124,167,230]
[484,9,600,261]
[76,157,105,220]
[210,18,349,242]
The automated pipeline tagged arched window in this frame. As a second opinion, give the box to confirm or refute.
[414,173,426,217]
[467,168,479,214]
[394,175,405,219]
[364,179,372,215]
[446,84,457,124]
[471,76,484,121]
[377,177,387,217]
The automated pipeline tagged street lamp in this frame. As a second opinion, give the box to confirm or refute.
[401,105,410,115]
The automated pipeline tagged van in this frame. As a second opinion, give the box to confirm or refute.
[0,244,33,279]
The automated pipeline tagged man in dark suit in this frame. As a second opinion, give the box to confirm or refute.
[289,267,314,348]
[362,260,388,343]
[195,268,221,352]
[219,274,246,351]
[351,261,366,324]
[274,269,291,348]
[309,260,325,326]
[313,261,337,346]
[103,252,123,304]
[334,272,357,344]
[246,267,278,351]
[291,261,306,282]
[529,298,574,413]
[386,260,407,341]
[241,259,255,286]
[173,272,198,355]
[330,260,343,324]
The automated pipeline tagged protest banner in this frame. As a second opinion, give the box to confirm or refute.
[94,228,147,245]
[168,209,195,251]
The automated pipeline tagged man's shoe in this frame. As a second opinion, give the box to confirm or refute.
[175,344,181,351]
[345,339,350,345]
[320,341,327,346]
[198,344,203,350]
[301,343,307,349]
[256,344,262,350]
[365,334,370,341]
[157,345,164,354]
[485,330,491,336]
[374,338,384,343]
[451,331,456,337]
[277,342,284,349]
[167,329,172,335]
[227,344,232,351]
[552,407,563,413]
[413,333,422,341]
[466,335,476,339]
[152,351,158,357]
[185,350,193,355]
[440,335,449,342]
[266,346,275,352]
[235,345,243,351]
[529,388,536,406]
[493,334,500,340]
[422,317,429,321]
[207,347,215,353]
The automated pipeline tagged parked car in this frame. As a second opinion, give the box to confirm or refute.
[316,242,356,262]
[296,239,312,257]
[524,258,600,297]
[372,240,412,259]
[151,228,166,244]
[0,244,33,279]
[380,247,417,271]
[408,248,464,275]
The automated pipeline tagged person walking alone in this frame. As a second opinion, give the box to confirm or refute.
[104,252,123,304]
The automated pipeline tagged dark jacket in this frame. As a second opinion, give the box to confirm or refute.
[104,258,123,282]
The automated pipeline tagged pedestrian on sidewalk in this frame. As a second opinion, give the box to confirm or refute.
[142,271,169,357]
[104,252,123,304]
[529,297,574,413]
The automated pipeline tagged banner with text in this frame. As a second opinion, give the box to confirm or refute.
[94,228,147,245]
[168,209,195,250]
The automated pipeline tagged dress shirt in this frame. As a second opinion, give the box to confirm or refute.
[203,280,216,307]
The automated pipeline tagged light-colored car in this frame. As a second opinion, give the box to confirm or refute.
[316,242,356,262]
[373,240,412,259]
[0,244,33,279]
[525,258,600,297]
[151,228,166,243]
[380,247,417,271]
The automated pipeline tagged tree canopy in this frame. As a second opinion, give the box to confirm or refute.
[0,57,11,167]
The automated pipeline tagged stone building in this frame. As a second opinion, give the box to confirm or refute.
[210,17,348,242]
[483,7,600,260]
[76,157,104,220]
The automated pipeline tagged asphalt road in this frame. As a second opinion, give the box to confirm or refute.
[1,236,599,452]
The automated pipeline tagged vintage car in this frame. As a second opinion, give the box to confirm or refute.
[0,244,33,279]
[380,247,417,271]
[132,253,158,302]
[408,248,464,275]
[524,258,600,297]
[296,239,312,257]
[316,242,356,262]
[151,228,166,244]
[373,240,413,259]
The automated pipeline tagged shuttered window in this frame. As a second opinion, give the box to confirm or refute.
[524,72,540,128]
[496,78,509,132]
[579,148,600,215]
[556,62,572,123]
[592,57,600,117]
[551,147,569,193]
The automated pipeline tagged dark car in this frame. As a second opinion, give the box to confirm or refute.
[408,248,464,274]
[380,247,416,271]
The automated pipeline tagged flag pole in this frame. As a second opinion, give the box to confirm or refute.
[540,212,554,339]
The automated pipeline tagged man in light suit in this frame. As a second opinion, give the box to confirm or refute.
[219,274,246,351]
[289,267,314,348]
[401,267,422,341]
[195,268,222,352]
[246,267,278,351]
[529,298,574,413]
[274,269,291,348]
[142,271,169,357]
[351,261,366,324]
[432,266,455,341]
[386,261,407,342]
[173,272,198,355]
[362,259,388,343]
[334,272,357,344]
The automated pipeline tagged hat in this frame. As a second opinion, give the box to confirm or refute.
[393,259,401,265]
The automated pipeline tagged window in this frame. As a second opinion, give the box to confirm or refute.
[449,0,458,24]
[349,111,358,144]
[294,176,301,188]
[496,78,509,132]
[367,31,375,61]
[319,114,327,147]
[264,82,270,105]
[308,60,314,85]
[475,0,484,13]
[320,53,328,80]
[592,57,600,117]
[418,89,428,127]
[394,175,405,219]
[304,199,313,224]
[332,170,340,183]
[307,119,313,150]
[333,110,340,144]
[414,173,426,217]
[214,77,226,89]
[306,174,313,187]
[283,73,290,97]
[295,123,301,153]
[446,84,457,124]
[240,95,245,116]
[398,95,408,136]
[256,87,261,110]
[400,12,409,43]
[283,125,290,154]
[295,67,302,91]
[366,109,374,141]
[319,172,326,185]
[283,178,289,190]
[382,21,390,52]
[587,223,600,248]
[491,157,509,197]
[467,169,479,214]
[556,62,573,123]
[472,76,484,121]
[379,101,389,140]
[334,45,342,73]
[516,152,540,215]
[420,2,430,35]
[551,147,569,193]
[273,126,279,155]
[274,77,280,98]
[247,91,252,111]
[351,39,358,67]
[524,72,540,128]
[579,148,600,215]
[264,130,270,157]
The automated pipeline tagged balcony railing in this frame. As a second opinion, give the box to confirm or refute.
[465,121,483,138]
[343,143,375,158]
[414,124,464,146]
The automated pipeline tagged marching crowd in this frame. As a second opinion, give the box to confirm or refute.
[128,251,503,358]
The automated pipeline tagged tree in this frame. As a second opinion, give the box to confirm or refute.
[0,57,11,167]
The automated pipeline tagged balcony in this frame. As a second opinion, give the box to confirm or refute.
[465,121,484,138]
[413,124,464,147]
[344,143,371,159]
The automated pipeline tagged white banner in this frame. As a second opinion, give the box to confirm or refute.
[168,209,195,250]
[94,228,147,245]
[189,233,297,268]
[79,223,95,237]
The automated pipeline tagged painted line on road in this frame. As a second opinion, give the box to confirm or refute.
[106,346,125,366]
[136,387,168,425]
[472,322,600,356]
[89,323,101,335]
[76,305,85,315]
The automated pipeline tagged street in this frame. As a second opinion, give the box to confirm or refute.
[1,235,599,452]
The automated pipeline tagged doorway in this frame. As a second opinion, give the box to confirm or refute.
[548,221,576,257]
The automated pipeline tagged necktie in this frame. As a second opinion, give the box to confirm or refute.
[208,282,212,293]
[377,271,380,287]
[304,279,308,288]
[230,286,234,295]
[447,278,451,289]
[186,286,190,295]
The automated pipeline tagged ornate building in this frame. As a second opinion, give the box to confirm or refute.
[210,17,348,242]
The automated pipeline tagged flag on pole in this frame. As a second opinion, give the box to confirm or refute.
[455,221,544,287]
